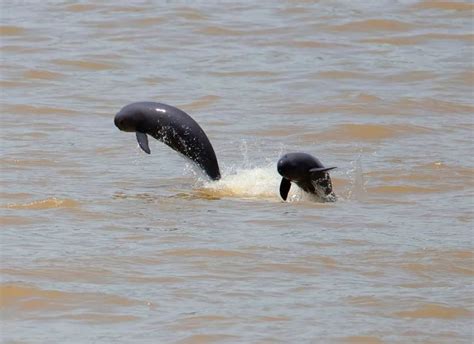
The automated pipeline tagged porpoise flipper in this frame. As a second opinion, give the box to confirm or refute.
[136,132,151,154]
[279,177,291,201]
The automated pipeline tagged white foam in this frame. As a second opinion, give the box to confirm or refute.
[199,166,282,200]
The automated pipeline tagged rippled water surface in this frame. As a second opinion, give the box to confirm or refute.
[1,1,473,343]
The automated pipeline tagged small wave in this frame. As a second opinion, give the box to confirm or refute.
[383,70,436,83]
[361,33,474,45]
[64,4,99,12]
[160,248,255,258]
[23,69,64,80]
[65,313,139,323]
[314,70,370,80]
[180,95,221,110]
[369,185,439,194]
[53,59,117,71]
[258,40,349,50]
[5,104,79,115]
[448,70,474,86]
[0,283,140,315]
[347,296,383,307]
[412,1,474,12]
[0,216,35,226]
[307,123,431,142]
[1,158,57,168]
[287,40,350,49]
[339,336,383,344]
[104,5,150,13]
[130,17,166,27]
[395,304,472,319]
[401,249,474,277]
[0,25,25,36]
[175,8,209,21]
[331,19,414,32]
[0,80,26,88]
[6,198,79,210]
[197,26,283,37]
[175,334,239,344]
[209,70,278,78]
[198,26,247,36]
[394,97,474,114]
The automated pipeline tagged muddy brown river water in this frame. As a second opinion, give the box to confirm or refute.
[1,1,473,343]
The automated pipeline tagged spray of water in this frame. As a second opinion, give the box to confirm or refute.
[199,166,280,200]
[192,140,283,201]
[343,154,368,201]
[191,141,345,202]
[195,151,369,202]
[139,140,369,203]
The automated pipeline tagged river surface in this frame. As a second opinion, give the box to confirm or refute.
[1,1,473,343]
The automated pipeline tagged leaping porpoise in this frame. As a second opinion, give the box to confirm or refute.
[277,152,336,202]
[114,102,220,180]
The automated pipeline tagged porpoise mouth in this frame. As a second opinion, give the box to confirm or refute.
[114,115,122,129]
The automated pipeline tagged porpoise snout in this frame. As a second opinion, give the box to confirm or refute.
[277,157,286,175]
[114,114,123,130]
[277,155,306,182]
[114,110,136,132]
[277,156,293,179]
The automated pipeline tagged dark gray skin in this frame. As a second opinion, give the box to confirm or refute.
[114,102,221,180]
[277,152,336,201]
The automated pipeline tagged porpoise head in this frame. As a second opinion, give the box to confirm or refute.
[114,103,154,154]
[277,154,310,182]
[114,105,147,133]
[277,152,336,201]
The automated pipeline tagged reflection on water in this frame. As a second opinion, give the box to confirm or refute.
[1,0,473,343]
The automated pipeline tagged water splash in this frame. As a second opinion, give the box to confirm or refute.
[189,140,284,201]
[193,142,298,201]
[239,140,251,169]
[167,141,345,203]
[195,166,338,203]
[197,166,281,200]
[345,154,368,201]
